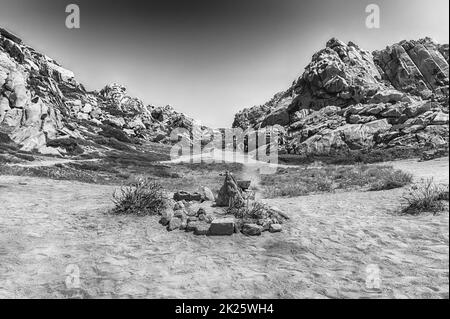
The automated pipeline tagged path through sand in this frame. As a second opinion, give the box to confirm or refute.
[7,158,99,168]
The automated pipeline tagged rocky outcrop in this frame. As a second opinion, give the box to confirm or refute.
[374,38,449,98]
[232,90,294,129]
[234,37,449,156]
[0,27,208,155]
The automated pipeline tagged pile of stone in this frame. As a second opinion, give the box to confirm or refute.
[158,172,289,236]
[159,199,229,235]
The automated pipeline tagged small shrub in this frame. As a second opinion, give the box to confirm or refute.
[47,138,83,155]
[263,184,309,198]
[93,136,132,151]
[0,132,13,144]
[401,179,449,215]
[0,164,100,183]
[369,169,413,191]
[13,152,35,162]
[420,147,449,162]
[67,161,120,174]
[112,178,167,216]
[0,154,19,164]
[99,125,132,143]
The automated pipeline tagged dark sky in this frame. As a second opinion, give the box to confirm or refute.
[0,0,448,127]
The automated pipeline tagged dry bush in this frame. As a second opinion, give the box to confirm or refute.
[278,147,439,165]
[368,169,413,191]
[112,178,168,216]
[401,179,449,215]
[47,138,83,155]
[231,200,287,225]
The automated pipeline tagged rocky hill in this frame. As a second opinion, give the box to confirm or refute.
[233,38,449,156]
[1,27,208,157]
[2,27,448,160]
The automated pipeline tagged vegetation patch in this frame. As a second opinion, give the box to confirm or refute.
[47,138,84,155]
[368,169,413,191]
[401,179,449,215]
[0,164,101,183]
[112,178,168,216]
[66,161,120,174]
[0,132,13,144]
[0,154,20,164]
[278,147,448,166]
[261,164,413,198]
[93,136,133,151]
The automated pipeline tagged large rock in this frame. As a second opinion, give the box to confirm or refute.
[208,218,235,236]
[216,172,245,207]
[261,107,290,127]
[167,217,182,231]
[1,108,22,128]
[295,119,392,155]
[241,224,263,236]
[0,28,22,44]
[235,37,449,156]
[374,38,449,96]
[0,97,10,122]
[7,70,29,108]
[269,224,282,233]
[370,90,405,104]
[46,62,75,83]
[193,223,210,236]
[232,92,289,129]
[340,120,392,148]
[201,187,215,202]
[432,112,449,125]
[173,191,203,202]
[159,209,174,226]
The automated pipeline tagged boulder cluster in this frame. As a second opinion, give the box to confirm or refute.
[0,27,208,156]
[159,173,288,236]
[233,38,449,156]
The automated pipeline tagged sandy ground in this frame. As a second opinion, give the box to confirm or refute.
[0,158,448,299]
[388,157,449,185]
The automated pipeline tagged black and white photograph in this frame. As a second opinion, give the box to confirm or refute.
[0,0,449,305]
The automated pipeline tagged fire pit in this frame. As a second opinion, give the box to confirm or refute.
[158,171,289,236]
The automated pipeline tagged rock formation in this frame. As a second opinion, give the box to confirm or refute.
[215,171,245,207]
[2,27,448,158]
[233,37,449,156]
[0,27,209,156]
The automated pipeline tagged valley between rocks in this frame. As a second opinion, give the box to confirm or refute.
[0,158,448,299]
